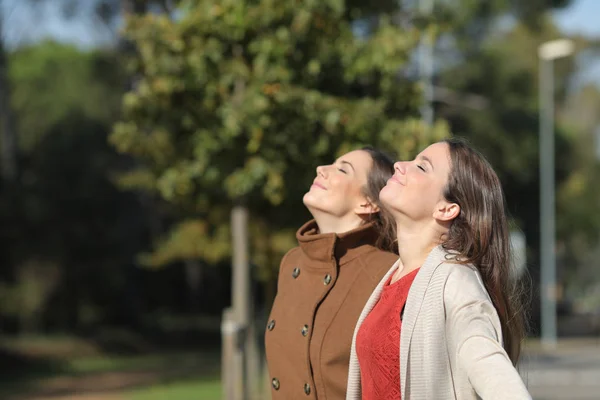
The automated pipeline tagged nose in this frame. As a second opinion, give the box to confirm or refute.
[316,165,327,178]
[394,161,407,175]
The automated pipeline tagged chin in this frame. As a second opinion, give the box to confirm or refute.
[303,196,335,218]
[304,193,326,213]
[379,185,396,207]
[302,191,313,207]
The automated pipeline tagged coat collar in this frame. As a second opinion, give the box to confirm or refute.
[400,245,454,398]
[296,219,380,267]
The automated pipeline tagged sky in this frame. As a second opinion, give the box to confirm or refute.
[0,0,116,49]
[554,0,600,37]
[554,0,600,88]
[2,0,600,44]
[1,0,599,85]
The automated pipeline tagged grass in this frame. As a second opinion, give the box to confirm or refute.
[67,351,218,375]
[0,334,223,399]
[128,378,221,400]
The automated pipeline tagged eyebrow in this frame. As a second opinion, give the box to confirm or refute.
[340,160,355,172]
[419,155,434,171]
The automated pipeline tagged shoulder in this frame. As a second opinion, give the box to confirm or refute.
[437,262,489,299]
[279,247,301,271]
[435,262,496,322]
[281,246,301,262]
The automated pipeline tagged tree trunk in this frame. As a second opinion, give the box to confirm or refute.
[0,12,18,183]
[184,259,203,313]
[221,43,253,398]
[229,203,250,400]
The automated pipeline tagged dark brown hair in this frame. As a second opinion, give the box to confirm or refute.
[441,137,525,365]
[360,146,397,253]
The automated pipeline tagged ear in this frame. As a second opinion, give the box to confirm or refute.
[433,200,460,222]
[354,198,380,216]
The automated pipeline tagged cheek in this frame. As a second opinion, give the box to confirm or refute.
[331,176,357,195]
[422,180,444,201]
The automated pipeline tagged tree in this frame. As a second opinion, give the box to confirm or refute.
[111,0,446,266]
[558,83,600,308]
[0,41,145,333]
[0,4,18,182]
[433,4,600,331]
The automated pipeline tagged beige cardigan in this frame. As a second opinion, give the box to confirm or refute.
[346,245,531,400]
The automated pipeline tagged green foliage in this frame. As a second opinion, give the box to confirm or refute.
[0,260,60,332]
[140,218,231,267]
[439,21,574,185]
[0,42,147,332]
[9,41,124,151]
[111,0,447,270]
[437,8,600,306]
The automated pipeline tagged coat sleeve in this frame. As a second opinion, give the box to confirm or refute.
[443,266,532,400]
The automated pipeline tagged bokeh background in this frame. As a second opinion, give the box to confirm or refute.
[0,0,599,399]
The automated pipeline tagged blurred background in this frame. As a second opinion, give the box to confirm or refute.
[0,0,599,399]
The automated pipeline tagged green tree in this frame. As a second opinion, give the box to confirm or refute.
[111,0,447,280]
[0,6,18,182]
[559,83,600,308]
[434,7,600,328]
[0,42,144,332]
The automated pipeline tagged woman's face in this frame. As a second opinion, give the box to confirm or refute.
[303,150,373,219]
[380,142,454,223]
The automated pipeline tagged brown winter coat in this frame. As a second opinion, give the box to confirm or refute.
[265,220,398,400]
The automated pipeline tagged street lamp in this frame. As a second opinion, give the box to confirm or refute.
[538,38,575,349]
[595,126,600,162]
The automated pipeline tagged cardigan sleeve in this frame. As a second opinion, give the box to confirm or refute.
[444,266,532,400]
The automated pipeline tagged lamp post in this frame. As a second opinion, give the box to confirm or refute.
[538,39,574,349]
[595,126,600,162]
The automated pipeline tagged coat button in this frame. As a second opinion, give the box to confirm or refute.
[292,267,300,279]
[267,320,275,331]
[272,377,280,390]
[323,274,332,285]
[304,383,311,395]
[301,324,309,336]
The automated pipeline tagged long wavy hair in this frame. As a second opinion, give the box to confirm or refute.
[441,137,526,365]
[360,146,397,253]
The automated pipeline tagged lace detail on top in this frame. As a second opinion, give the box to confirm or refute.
[356,268,419,400]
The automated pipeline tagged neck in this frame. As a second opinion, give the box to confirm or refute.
[395,218,442,273]
[312,212,363,234]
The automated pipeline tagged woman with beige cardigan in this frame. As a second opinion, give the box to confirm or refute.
[347,138,531,400]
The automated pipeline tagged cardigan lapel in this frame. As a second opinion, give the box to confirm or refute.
[346,258,401,400]
[399,245,448,398]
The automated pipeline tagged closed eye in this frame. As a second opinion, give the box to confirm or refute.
[417,165,426,172]
[338,168,347,174]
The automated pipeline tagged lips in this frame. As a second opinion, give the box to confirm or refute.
[388,175,403,185]
[311,181,327,190]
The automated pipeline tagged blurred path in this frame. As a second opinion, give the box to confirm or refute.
[521,338,600,400]
[27,395,122,400]
[9,369,190,400]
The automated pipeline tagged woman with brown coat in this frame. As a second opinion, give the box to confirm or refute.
[265,147,399,400]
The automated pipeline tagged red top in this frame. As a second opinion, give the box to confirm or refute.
[356,268,419,400]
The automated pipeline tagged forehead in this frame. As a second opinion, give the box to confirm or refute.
[337,149,371,164]
[337,150,372,171]
[419,142,451,174]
